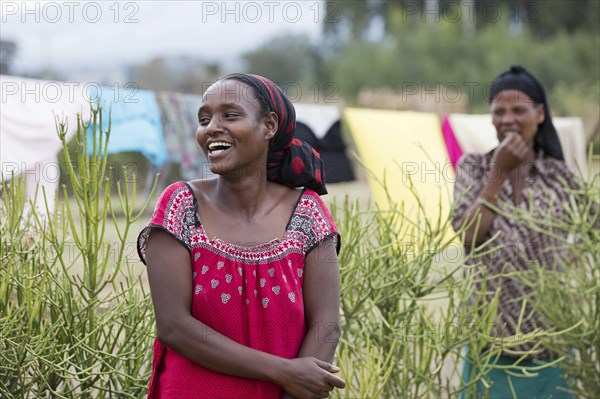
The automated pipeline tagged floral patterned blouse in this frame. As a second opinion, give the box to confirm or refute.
[452,151,579,358]
[138,181,340,398]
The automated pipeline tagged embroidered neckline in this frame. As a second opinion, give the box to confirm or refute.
[182,181,307,250]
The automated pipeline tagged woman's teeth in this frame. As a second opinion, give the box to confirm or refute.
[208,142,232,154]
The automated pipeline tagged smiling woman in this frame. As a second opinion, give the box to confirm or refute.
[452,66,577,399]
[490,89,545,145]
[196,77,273,181]
[137,73,345,399]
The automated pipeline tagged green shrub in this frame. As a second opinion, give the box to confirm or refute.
[509,173,600,399]
[328,172,579,398]
[1,105,157,398]
[1,106,597,398]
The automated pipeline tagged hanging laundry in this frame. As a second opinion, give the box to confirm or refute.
[440,116,464,170]
[447,113,589,178]
[344,107,455,236]
[552,117,589,178]
[294,104,355,183]
[294,103,341,140]
[447,113,499,154]
[155,92,213,182]
[1,74,90,214]
[87,87,168,168]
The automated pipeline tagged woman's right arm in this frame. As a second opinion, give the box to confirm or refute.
[457,168,505,248]
[456,133,529,246]
[145,229,341,397]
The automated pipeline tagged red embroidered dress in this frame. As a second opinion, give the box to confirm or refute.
[137,181,340,399]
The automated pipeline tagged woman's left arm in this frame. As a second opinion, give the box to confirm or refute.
[281,237,342,399]
[297,237,342,362]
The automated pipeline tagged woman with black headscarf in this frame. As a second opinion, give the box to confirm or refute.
[137,74,345,398]
[452,66,576,398]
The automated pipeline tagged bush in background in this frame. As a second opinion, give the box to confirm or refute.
[2,108,598,398]
[1,106,157,398]
[511,173,600,399]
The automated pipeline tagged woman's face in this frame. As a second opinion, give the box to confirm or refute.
[196,79,277,177]
[490,89,545,145]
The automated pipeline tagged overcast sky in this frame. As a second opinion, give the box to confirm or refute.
[1,1,325,80]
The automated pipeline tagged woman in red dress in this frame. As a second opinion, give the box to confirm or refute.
[137,73,345,399]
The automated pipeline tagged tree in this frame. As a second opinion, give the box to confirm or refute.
[323,0,600,44]
[129,56,221,94]
[242,35,327,88]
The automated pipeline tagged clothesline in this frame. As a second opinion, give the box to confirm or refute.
[1,74,589,217]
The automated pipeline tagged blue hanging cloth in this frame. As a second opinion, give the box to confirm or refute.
[86,86,168,167]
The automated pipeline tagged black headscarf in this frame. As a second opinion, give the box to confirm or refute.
[489,65,564,160]
[218,73,328,195]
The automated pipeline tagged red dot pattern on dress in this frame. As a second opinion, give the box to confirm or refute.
[137,182,340,399]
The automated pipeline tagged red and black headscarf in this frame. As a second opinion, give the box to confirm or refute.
[220,73,328,195]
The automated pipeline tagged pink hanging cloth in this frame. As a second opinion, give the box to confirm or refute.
[441,115,464,170]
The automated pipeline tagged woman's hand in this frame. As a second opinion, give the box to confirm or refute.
[491,132,531,175]
[457,134,531,246]
[277,357,345,399]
